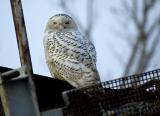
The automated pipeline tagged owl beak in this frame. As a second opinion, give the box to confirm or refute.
[59,25,64,30]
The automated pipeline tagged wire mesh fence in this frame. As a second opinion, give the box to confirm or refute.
[62,69,160,116]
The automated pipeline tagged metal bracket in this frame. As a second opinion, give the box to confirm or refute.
[1,66,27,83]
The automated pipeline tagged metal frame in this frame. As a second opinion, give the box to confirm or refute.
[62,68,160,115]
[0,0,40,115]
[10,0,40,115]
[0,72,10,116]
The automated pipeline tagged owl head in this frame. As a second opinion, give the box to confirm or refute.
[45,14,78,32]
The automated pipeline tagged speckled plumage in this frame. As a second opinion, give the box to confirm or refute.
[43,14,100,88]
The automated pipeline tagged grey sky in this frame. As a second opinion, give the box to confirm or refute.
[0,0,132,82]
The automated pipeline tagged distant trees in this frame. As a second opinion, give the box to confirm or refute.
[59,0,96,42]
[120,0,160,76]
[55,0,160,80]
[111,0,160,87]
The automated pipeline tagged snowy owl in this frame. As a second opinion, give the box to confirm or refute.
[43,14,100,88]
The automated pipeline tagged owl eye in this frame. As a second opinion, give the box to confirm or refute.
[65,21,70,24]
[53,22,57,24]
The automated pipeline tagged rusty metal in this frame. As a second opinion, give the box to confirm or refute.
[10,0,40,115]
[0,72,11,116]
[10,0,32,70]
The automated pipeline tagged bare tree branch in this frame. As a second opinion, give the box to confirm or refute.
[131,0,141,28]
[146,0,157,9]
[135,36,147,73]
[123,36,140,76]
[142,0,157,27]
[144,28,160,69]
[59,0,96,42]
[86,0,94,40]
[59,0,85,33]
[121,0,130,12]
[109,44,125,66]
[112,29,134,47]
[146,15,160,38]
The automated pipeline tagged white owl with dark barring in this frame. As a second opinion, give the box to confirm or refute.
[43,14,100,88]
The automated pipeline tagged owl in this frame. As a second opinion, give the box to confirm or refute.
[43,14,100,88]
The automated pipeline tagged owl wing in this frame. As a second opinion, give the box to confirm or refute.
[62,32,98,69]
[63,32,100,85]
[81,35,100,81]
[82,35,97,64]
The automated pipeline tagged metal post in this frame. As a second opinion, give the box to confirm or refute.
[0,73,11,116]
[10,0,40,115]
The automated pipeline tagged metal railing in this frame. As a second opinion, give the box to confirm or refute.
[63,69,160,116]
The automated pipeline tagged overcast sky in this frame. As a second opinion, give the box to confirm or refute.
[0,0,134,82]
